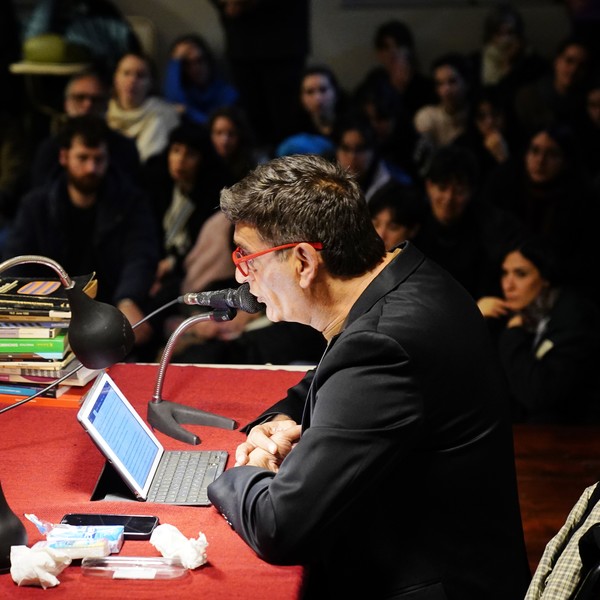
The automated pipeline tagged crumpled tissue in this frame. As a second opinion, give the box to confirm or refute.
[10,544,72,588]
[149,523,208,569]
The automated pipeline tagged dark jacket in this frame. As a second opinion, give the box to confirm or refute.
[2,168,158,306]
[496,287,600,423]
[208,241,531,599]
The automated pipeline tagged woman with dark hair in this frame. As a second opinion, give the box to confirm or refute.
[332,112,413,202]
[481,122,597,296]
[163,33,239,125]
[279,64,349,149]
[468,2,548,108]
[477,235,600,424]
[107,51,180,162]
[142,121,233,303]
[208,105,263,183]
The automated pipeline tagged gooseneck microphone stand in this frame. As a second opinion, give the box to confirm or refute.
[147,308,238,445]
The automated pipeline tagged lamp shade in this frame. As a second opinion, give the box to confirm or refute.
[66,286,134,369]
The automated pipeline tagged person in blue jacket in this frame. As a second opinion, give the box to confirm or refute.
[163,33,239,126]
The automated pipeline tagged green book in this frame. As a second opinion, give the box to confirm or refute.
[0,332,70,359]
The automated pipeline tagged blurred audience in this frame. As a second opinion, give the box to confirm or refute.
[413,52,475,175]
[332,112,413,203]
[468,2,548,112]
[143,122,232,311]
[412,145,524,299]
[482,123,598,299]
[514,35,592,135]
[2,115,159,356]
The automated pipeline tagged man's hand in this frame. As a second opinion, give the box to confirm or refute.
[235,419,301,471]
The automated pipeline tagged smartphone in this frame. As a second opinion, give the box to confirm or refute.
[60,514,159,540]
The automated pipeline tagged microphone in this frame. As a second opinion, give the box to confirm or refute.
[179,283,263,314]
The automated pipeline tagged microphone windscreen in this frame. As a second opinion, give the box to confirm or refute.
[237,283,264,314]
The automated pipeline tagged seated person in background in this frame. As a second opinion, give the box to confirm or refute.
[477,236,600,424]
[206,153,531,599]
[481,122,598,301]
[30,67,141,188]
[453,88,520,182]
[413,52,474,175]
[142,122,233,330]
[281,64,349,146]
[368,180,424,250]
[332,112,413,203]
[356,19,436,122]
[2,115,159,355]
[514,35,592,135]
[412,145,524,300]
[208,105,265,183]
[468,2,548,113]
[107,51,180,163]
[352,74,419,180]
[163,33,239,126]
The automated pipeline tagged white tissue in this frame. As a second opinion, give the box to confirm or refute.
[10,545,72,588]
[149,523,208,569]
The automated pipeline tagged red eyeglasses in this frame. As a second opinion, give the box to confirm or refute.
[232,242,323,277]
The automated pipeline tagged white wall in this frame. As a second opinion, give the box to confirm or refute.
[113,0,570,92]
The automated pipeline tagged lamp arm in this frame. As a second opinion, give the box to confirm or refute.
[0,255,74,289]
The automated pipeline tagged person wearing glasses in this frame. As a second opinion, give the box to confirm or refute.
[29,67,141,189]
[207,153,531,599]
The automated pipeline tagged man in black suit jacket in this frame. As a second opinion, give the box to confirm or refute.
[207,154,531,599]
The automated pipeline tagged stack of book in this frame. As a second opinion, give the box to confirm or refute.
[0,273,101,407]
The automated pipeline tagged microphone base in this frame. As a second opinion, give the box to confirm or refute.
[147,399,237,446]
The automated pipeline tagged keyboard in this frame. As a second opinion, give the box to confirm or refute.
[147,449,228,505]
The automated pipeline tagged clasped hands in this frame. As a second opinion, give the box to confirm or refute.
[234,418,301,472]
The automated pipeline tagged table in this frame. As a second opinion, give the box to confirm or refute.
[0,363,308,599]
[513,423,600,573]
[2,363,599,593]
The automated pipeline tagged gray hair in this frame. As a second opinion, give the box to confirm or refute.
[220,154,385,277]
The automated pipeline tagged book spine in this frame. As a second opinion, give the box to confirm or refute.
[0,308,71,320]
[0,352,74,370]
[0,335,67,353]
[0,383,66,398]
[0,327,60,339]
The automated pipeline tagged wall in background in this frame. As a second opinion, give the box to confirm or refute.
[17,0,570,92]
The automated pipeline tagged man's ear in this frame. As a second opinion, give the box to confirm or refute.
[294,243,320,289]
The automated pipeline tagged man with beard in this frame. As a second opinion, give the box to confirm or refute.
[29,67,141,189]
[2,114,159,356]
